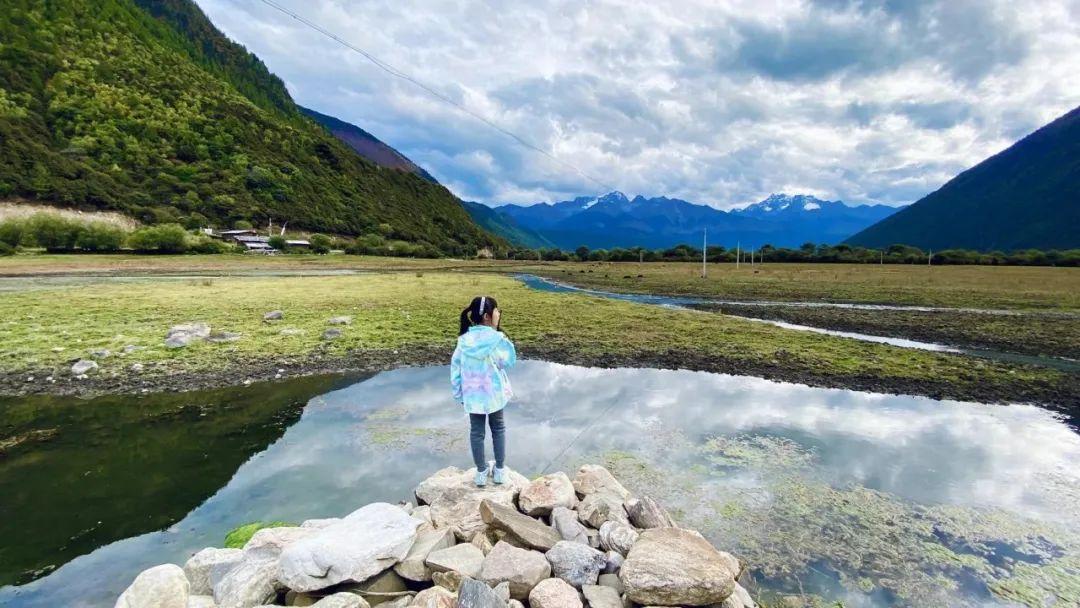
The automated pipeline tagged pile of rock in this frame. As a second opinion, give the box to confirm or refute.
[114,465,756,608]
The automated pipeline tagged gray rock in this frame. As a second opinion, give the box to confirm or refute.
[184,547,243,595]
[89,348,111,358]
[130,363,145,373]
[263,311,283,321]
[528,578,582,608]
[456,577,504,608]
[601,551,623,575]
[518,472,577,516]
[545,540,606,588]
[186,596,216,608]
[571,465,629,500]
[115,564,189,608]
[350,569,409,606]
[479,499,561,551]
[213,557,277,608]
[582,585,622,608]
[425,543,485,579]
[311,594,369,608]
[718,583,756,608]
[625,496,675,529]
[327,316,353,325]
[322,328,343,341]
[577,491,628,528]
[395,528,456,581]
[278,502,422,592]
[123,345,140,354]
[507,601,523,608]
[414,467,528,541]
[478,541,551,600]
[492,583,510,605]
[619,528,736,606]
[430,570,464,593]
[71,359,98,375]
[597,574,624,595]
[380,596,412,608]
[242,526,316,561]
[549,507,589,545]
[166,323,211,349]
[300,518,342,529]
[598,522,638,556]
[470,532,494,555]
[411,586,456,608]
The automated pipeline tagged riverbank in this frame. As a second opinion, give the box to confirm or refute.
[0,272,1076,413]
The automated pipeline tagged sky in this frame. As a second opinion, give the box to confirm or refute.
[195,0,1080,209]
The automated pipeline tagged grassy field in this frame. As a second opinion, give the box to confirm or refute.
[0,271,1074,409]
[3,253,1077,310]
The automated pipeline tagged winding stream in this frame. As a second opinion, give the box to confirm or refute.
[2,362,1078,607]
[515,274,1080,371]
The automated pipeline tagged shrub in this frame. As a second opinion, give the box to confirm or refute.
[233,219,253,230]
[0,218,26,247]
[189,235,233,254]
[75,222,126,252]
[128,224,189,253]
[267,235,287,251]
[26,213,83,251]
[0,241,15,256]
[309,233,332,254]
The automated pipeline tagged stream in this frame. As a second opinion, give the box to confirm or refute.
[2,362,1078,607]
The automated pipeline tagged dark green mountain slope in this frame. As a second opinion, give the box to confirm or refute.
[300,107,438,184]
[461,201,555,249]
[0,0,501,253]
[847,105,1080,251]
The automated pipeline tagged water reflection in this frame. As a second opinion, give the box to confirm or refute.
[2,362,1077,607]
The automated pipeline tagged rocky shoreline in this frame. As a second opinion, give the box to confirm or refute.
[113,465,757,608]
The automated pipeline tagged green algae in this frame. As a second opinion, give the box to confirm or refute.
[223,521,293,549]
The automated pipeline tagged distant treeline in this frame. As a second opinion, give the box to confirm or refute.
[506,242,1080,267]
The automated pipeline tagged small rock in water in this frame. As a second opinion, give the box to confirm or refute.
[70,359,98,375]
[322,328,343,341]
[263,310,284,321]
[327,316,353,325]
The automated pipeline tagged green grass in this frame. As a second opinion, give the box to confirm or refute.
[0,272,1070,405]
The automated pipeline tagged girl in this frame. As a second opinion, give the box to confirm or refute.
[451,295,517,487]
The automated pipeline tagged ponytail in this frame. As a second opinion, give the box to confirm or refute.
[458,295,500,335]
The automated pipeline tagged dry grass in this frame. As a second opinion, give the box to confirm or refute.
[0,201,141,230]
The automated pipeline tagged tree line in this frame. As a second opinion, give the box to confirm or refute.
[504,242,1080,267]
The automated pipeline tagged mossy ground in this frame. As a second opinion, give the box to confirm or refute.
[0,271,1073,407]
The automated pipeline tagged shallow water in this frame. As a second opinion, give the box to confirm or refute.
[2,362,1078,607]
[516,274,1080,371]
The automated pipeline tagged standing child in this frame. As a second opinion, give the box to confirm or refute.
[451,295,516,486]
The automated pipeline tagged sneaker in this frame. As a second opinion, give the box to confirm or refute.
[493,466,507,485]
[474,465,489,487]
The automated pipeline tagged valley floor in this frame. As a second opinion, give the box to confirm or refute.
[0,254,1078,416]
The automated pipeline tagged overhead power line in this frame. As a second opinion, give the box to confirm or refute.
[254,0,614,191]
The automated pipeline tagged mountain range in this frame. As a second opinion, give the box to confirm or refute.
[482,192,902,250]
[848,104,1080,251]
[0,0,501,252]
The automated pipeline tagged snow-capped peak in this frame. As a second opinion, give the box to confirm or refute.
[803,202,820,211]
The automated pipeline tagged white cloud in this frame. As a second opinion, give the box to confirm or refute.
[196,0,1080,208]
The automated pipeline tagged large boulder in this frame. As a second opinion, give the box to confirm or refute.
[395,529,456,581]
[719,583,757,608]
[184,547,243,595]
[415,467,528,541]
[625,496,675,529]
[456,577,505,608]
[243,526,317,561]
[425,543,486,578]
[349,569,409,606]
[312,594,370,608]
[598,522,638,556]
[545,541,606,588]
[478,541,551,600]
[114,564,189,608]
[619,528,736,606]
[549,507,589,545]
[571,465,629,500]
[596,573,623,595]
[577,492,628,528]
[581,585,622,608]
[278,503,422,592]
[479,500,561,551]
[528,578,582,608]
[518,473,577,516]
[186,596,216,608]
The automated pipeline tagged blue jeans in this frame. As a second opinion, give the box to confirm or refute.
[470,410,505,471]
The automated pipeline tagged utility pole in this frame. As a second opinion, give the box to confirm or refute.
[928,249,932,266]
[880,250,883,265]
[736,241,740,270]
[701,228,707,278]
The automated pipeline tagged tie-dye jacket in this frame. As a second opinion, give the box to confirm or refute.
[450,325,517,414]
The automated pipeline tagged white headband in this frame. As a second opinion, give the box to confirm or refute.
[478,297,486,316]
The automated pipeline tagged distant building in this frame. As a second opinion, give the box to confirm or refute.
[285,239,312,249]
[233,234,274,253]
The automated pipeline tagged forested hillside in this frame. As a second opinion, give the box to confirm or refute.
[0,0,501,253]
